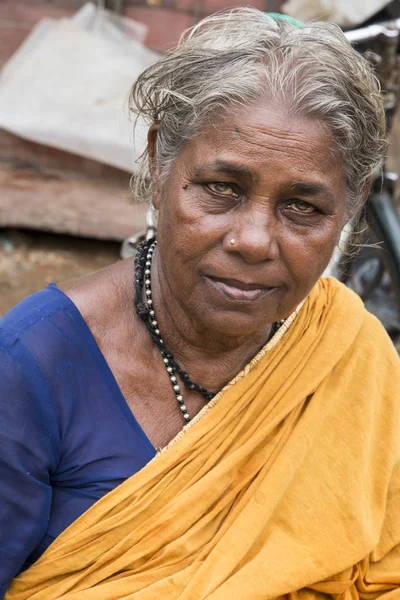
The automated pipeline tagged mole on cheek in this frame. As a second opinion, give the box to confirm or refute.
[182,184,188,190]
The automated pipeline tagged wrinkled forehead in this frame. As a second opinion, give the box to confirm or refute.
[180,102,342,179]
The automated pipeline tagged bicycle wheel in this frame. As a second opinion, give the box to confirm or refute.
[335,191,400,349]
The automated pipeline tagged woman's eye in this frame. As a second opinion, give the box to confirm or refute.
[206,182,238,197]
[286,199,316,214]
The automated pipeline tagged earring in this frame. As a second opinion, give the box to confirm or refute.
[230,238,236,246]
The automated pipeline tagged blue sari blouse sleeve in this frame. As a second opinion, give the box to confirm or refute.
[0,286,157,596]
[0,327,61,596]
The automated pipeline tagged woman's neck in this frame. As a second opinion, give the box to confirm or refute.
[149,253,272,392]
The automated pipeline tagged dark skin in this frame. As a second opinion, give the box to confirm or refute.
[61,104,357,450]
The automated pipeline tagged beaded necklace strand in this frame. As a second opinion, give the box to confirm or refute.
[134,238,283,423]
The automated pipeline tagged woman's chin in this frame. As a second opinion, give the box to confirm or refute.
[193,309,277,339]
[192,280,288,336]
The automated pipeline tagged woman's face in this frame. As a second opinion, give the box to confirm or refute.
[152,104,349,336]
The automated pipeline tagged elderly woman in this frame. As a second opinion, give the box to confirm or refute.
[1,7,399,600]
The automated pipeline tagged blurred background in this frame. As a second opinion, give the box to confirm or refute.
[1,0,400,319]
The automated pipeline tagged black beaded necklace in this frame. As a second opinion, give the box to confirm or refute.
[134,237,283,423]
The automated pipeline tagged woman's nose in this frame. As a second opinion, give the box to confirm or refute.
[226,207,280,264]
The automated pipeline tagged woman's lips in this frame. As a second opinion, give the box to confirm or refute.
[206,276,276,302]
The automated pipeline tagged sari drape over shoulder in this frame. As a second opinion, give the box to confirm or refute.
[6,278,400,600]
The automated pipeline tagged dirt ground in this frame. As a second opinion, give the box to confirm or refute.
[0,228,121,317]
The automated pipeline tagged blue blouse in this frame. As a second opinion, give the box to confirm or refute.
[0,284,156,596]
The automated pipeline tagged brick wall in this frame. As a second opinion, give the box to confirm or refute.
[0,0,284,67]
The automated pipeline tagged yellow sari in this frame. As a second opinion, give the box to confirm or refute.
[6,277,400,600]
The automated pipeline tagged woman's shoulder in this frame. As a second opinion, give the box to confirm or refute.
[358,308,400,374]
[0,258,134,351]
[0,262,135,431]
[329,279,400,400]
[0,284,76,349]
[0,283,100,412]
[323,277,399,363]
[56,257,136,345]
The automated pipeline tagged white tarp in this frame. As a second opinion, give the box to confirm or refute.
[282,0,391,26]
[0,3,158,173]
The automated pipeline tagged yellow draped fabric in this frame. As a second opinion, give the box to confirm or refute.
[6,278,400,600]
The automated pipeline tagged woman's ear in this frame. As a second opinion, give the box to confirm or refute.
[148,124,161,209]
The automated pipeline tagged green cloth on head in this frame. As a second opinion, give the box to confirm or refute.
[267,12,305,28]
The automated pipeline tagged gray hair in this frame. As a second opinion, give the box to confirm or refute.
[130,8,387,211]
